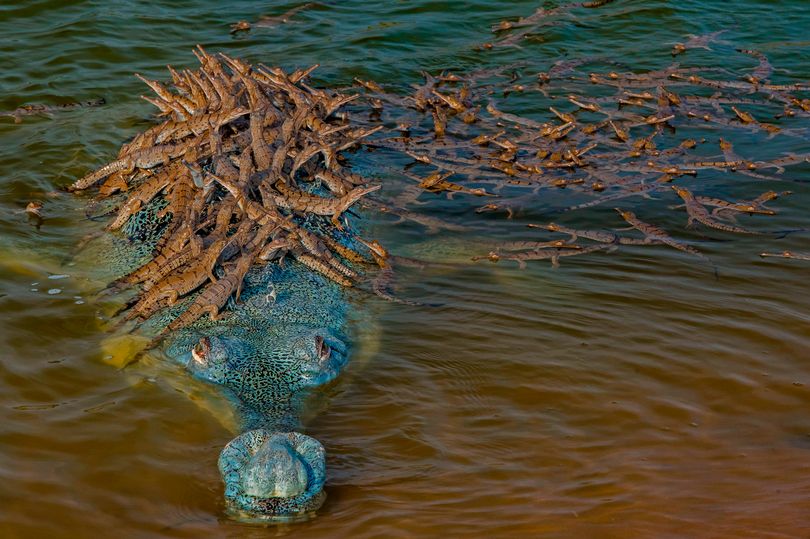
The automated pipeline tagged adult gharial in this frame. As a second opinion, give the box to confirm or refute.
[73,47,388,520]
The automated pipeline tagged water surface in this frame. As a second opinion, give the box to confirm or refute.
[1,1,810,537]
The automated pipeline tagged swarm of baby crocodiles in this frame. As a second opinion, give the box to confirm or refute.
[71,46,385,341]
[352,37,810,268]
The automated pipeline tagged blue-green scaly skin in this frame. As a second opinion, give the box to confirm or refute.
[159,259,349,519]
[218,430,326,518]
[161,261,350,431]
[100,195,359,519]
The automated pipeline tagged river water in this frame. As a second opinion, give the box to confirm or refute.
[2,1,810,537]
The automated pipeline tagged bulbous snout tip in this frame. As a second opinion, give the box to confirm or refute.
[218,429,327,520]
[240,438,309,498]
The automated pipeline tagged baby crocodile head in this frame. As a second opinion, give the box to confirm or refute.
[218,429,326,520]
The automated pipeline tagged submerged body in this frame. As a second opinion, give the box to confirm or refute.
[87,195,357,520]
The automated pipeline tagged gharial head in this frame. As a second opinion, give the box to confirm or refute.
[162,325,345,520]
[218,429,326,520]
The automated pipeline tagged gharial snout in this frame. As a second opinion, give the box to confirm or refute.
[241,437,308,498]
[218,429,326,519]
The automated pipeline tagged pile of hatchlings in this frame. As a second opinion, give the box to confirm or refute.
[71,46,387,341]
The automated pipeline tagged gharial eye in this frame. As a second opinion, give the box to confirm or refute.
[314,335,331,360]
[191,337,211,365]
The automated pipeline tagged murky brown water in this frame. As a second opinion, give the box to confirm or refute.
[2,1,810,537]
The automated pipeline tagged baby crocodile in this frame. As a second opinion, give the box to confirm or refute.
[700,190,790,220]
[614,208,703,257]
[531,222,660,245]
[760,250,810,261]
[671,185,759,234]
[477,243,610,269]
[71,138,202,191]
[0,98,105,123]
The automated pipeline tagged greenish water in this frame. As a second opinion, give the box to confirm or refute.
[2,1,810,537]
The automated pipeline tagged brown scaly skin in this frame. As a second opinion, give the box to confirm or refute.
[431,89,466,113]
[290,143,322,178]
[314,169,354,196]
[135,73,198,115]
[421,177,495,197]
[292,251,353,287]
[208,172,359,284]
[615,208,704,257]
[431,106,447,137]
[531,222,660,246]
[124,236,228,321]
[180,69,207,111]
[185,69,218,111]
[157,167,196,219]
[475,243,610,269]
[229,20,251,34]
[475,239,582,255]
[231,67,275,169]
[209,196,238,237]
[210,132,241,183]
[320,234,370,265]
[108,170,172,230]
[140,236,205,291]
[705,190,791,221]
[154,107,249,144]
[760,250,810,261]
[690,193,780,217]
[0,98,105,123]
[156,237,229,305]
[272,180,381,227]
[417,171,453,190]
[72,138,201,191]
[292,228,358,281]
[153,251,255,341]
[112,225,201,290]
[671,185,760,234]
[98,171,130,197]
[140,94,187,120]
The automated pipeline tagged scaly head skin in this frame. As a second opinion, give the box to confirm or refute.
[218,430,326,520]
[671,185,694,201]
[185,327,347,397]
[241,436,308,498]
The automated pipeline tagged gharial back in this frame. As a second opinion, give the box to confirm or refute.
[78,196,172,283]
